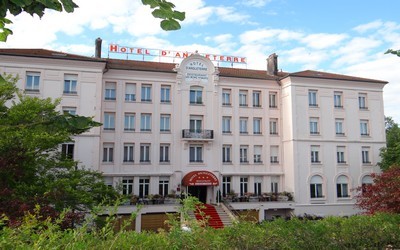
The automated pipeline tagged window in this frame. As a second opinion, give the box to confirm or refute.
[141,84,152,102]
[140,113,151,132]
[310,175,323,198]
[310,117,319,135]
[161,85,171,103]
[335,119,345,135]
[269,92,277,108]
[61,143,74,159]
[253,118,262,135]
[253,91,261,107]
[122,178,134,195]
[254,145,262,163]
[123,143,134,162]
[139,178,150,198]
[159,177,169,196]
[124,113,135,131]
[308,90,318,107]
[222,176,231,197]
[240,145,249,163]
[222,116,231,133]
[222,145,232,163]
[160,144,170,163]
[270,145,279,163]
[337,146,346,164]
[336,175,349,198]
[64,74,77,94]
[239,117,248,134]
[311,145,320,163]
[104,112,115,131]
[222,89,231,106]
[334,91,343,108]
[25,72,40,92]
[160,114,171,132]
[254,177,262,196]
[271,176,279,193]
[362,147,371,164]
[358,93,367,109]
[240,177,248,196]
[270,118,278,135]
[189,145,203,162]
[360,120,369,136]
[105,82,116,100]
[125,83,136,101]
[140,144,151,162]
[63,107,76,115]
[189,116,202,132]
[190,87,203,104]
[239,90,248,107]
[103,143,114,162]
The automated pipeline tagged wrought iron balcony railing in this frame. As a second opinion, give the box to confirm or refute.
[182,129,214,140]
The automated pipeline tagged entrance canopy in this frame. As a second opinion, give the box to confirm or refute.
[182,171,219,186]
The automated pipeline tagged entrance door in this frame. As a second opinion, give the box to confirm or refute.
[188,186,207,203]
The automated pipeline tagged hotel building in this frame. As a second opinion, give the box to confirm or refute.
[0,42,387,230]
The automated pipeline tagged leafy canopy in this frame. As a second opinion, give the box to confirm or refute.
[0,75,118,227]
[0,0,185,42]
[378,117,400,171]
[355,167,400,214]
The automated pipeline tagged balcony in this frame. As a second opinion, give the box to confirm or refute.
[182,129,214,140]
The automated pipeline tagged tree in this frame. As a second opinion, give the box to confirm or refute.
[378,117,400,171]
[0,0,185,42]
[0,75,119,227]
[385,49,400,57]
[355,167,400,214]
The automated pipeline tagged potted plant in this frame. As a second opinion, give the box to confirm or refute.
[165,190,179,204]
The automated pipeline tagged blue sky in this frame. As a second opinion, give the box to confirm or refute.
[2,0,400,121]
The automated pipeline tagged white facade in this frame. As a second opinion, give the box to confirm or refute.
[0,48,387,219]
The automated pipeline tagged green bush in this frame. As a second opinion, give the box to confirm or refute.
[0,210,399,249]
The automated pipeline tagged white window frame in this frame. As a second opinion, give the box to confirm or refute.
[358,93,367,109]
[140,144,151,163]
[239,117,248,134]
[310,117,319,135]
[25,71,40,92]
[122,178,134,195]
[222,116,231,133]
[252,91,261,107]
[269,91,277,108]
[360,120,369,136]
[160,144,170,163]
[124,113,135,131]
[336,175,349,198]
[125,83,136,102]
[337,146,346,164]
[160,114,171,132]
[190,87,203,104]
[239,90,248,107]
[362,147,371,164]
[253,118,262,135]
[308,90,318,107]
[269,118,278,135]
[254,145,262,163]
[123,143,134,162]
[270,145,279,163]
[139,177,150,198]
[105,82,116,100]
[222,89,231,106]
[311,145,320,163]
[310,175,323,198]
[222,145,232,163]
[103,143,114,163]
[141,84,152,102]
[64,74,77,94]
[240,145,249,163]
[334,91,343,108]
[335,118,345,136]
[160,85,171,103]
[104,112,115,131]
[140,113,152,132]
[189,145,203,163]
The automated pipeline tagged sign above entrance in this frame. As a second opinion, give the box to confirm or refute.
[182,171,219,186]
[108,44,247,65]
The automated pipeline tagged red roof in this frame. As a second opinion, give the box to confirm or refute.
[0,48,387,84]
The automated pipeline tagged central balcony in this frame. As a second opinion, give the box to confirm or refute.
[182,129,214,141]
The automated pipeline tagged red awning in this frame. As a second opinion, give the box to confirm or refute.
[182,171,219,186]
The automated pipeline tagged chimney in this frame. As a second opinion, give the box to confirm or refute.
[267,53,278,76]
[95,37,102,58]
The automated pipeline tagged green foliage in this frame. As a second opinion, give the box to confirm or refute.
[385,49,400,57]
[1,0,185,42]
[142,0,185,31]
[1,211,399,249]
[0,75,118,226]
[378,117,400,171]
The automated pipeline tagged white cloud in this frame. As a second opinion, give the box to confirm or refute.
[301,33,348,49]
[240,0,272,7]
[239,28,303,44]
[353,20,383,33]
[280,47,330,70]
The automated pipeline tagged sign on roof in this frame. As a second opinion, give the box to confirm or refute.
[108,44,246,64]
